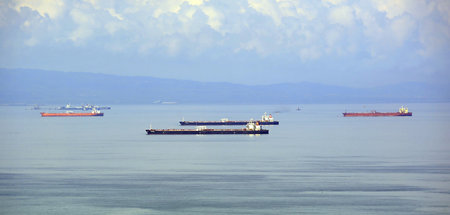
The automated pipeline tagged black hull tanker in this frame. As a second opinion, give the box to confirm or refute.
[179,121,278,125]
[146,122,268,135]
[146,129,269,135]
[180,113,279,126]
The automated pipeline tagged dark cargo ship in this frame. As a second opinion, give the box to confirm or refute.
[146,122,268,135]
[180,113,279,125]
[343,106,412,117]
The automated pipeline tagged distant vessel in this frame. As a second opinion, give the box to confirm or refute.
[40,109,104,117]
[57,104,111,110]
[152,100,177,105]
[343,106,412,117]
[179,113,279,125]
[147,122,269,135]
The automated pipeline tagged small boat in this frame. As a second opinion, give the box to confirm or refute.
[343,106,412,117]
[40,109,104,117]
[147,122,269,135]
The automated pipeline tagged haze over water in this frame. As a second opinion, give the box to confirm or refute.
[0,103,449,214]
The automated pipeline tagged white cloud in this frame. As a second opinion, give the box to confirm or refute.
[372,0,407,19]
[354,5,383,39]
[373,0,434,19]
[276,0,297,17]
[69,8,95,43]
[105,21,126,35]
[187,0,207,6]
[200,6,223,32]
[325,29,341,49]
[248,0,321,25]
[248,0,282,26]
[328,6,354,27]
[13,0,64,19]
[299,46,321,61]
[0,2,9,27]
[24,37,38,46]
[22,20,30,28]
[107,8,124,21]
[370,0,449,56]
[151,0,207,18]
[166,38,181,56]
[3,0,449,61]
[436,0,450,25]
[153,2,182,18]
[322,0,347,6]
[294,5,317,21]
[236,39,269,56]
[390,16,415,45]
[418,19,450,56]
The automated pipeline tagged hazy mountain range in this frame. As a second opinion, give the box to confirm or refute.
[0,68,448,105]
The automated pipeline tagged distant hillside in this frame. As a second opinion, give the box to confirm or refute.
[0,68,448,105]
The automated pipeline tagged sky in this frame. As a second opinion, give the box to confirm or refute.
[0,0,449,87]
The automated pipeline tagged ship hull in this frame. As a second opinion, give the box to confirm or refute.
[343,112,412,117]
[179,121,279,125]
[146,129,269,135]
[40,112,104,117]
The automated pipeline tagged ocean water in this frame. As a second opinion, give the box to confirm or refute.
[0,103,449,215]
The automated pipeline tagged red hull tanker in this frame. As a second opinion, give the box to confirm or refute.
[40,109,103,117]
[343,106,412,117]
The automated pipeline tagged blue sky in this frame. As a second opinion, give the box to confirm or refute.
[0,0,449,87]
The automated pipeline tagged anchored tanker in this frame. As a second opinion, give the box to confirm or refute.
[180,113,279,126]
[147,122,268,135]
[40,109,104,117]
[343,106,412,117]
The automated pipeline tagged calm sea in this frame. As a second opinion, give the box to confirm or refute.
[0,104,449,215]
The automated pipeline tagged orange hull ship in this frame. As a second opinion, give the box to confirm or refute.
[40,109,103,117]
[343,106,412,117]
